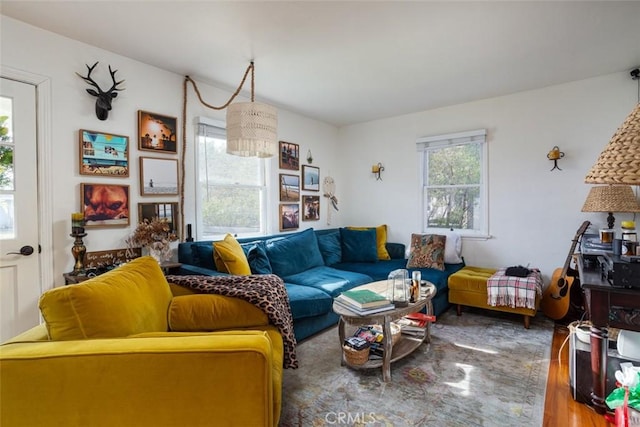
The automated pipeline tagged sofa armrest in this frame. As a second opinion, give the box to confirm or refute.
[1,332,278,427]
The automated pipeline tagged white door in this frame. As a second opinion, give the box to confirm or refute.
[0,77,41,342]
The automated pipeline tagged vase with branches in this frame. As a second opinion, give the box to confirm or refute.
[126,217,177,263]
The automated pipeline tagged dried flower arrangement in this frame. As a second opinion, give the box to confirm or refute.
[126,217,177,262]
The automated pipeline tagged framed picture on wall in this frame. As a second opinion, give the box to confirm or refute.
[279,203,299,231]
[81,183,130,227]
[302,165,320,191]
[138,110,178,153]
[302,195,320,221]
[138,202,179,234]
[279,141,299,171]
[279,173,300,202]
[140,157,179,196]
[79,129,129,176]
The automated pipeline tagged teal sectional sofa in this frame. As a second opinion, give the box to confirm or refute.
[177,228,465,341]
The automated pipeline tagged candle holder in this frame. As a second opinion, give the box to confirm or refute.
[70,231,87,275]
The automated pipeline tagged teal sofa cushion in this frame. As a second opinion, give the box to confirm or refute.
[339,228,378,263]
[266,228,324,277]
[241,241,272,274]
[284,283,333,320]
[283,266,372,298]
[191,243,216,271]
[316,230,342,266]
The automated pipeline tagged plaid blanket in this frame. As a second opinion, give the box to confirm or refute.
[486,268,543,309]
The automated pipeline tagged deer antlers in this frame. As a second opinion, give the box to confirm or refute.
[76,62,125,121]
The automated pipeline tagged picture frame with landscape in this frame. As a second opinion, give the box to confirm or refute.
[279,174,300,202]
[302,165,320,191]
[79,129,129,176]
[138,202,178,234]
[279,141,299,171]
[279,203,299,231]
[139,157,179,196]
[81,183,130,227]
[138,110,178,154]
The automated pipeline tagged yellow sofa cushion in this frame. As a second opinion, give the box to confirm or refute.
[347,224,391,260]
[39,256,173,340]
[213,233,252,275]
[168,294,269,331]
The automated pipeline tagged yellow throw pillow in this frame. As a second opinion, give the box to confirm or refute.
[347,224,391,260]
[213,234,251,275]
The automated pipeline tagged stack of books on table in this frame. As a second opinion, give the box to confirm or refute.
[334,289,394,315]
[395,312,436,335]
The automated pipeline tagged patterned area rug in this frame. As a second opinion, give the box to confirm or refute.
[280,309,553,426]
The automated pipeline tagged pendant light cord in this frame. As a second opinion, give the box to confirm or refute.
[180,62,255,241]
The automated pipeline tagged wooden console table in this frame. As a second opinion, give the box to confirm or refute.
[577,254,640,414]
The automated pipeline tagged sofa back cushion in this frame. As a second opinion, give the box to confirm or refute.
[266,228,324,277]
[316,230,342,265]
[39,256,173,340]
[340,228,378,263]
[347,225,391,260]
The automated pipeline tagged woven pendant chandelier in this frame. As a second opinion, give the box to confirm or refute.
[226,62,278,158]
[184,61,277,158]
[585,68,640,184]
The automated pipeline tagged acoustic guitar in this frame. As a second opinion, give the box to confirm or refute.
[541,221,591,320]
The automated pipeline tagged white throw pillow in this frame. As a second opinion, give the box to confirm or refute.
[443,232,463,264]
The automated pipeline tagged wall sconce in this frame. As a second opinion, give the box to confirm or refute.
[371,163,384,180]
[547,146,564,171]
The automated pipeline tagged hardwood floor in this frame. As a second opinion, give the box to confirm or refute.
[543,324,610,427]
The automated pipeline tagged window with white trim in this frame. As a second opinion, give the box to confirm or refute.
[196,118,267,239]
[417,129,488,236]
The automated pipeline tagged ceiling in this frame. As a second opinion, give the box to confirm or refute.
[2,1,639,127]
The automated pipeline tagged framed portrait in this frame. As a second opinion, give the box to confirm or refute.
[302,165,320,191]
[81,183,130,227]
[79,129,129,176]
[279,173,300,202]
[279,141,299,171]
[279,203,299,231]
[140,157,179,196]
[302,195,320,221]
[138,110,178,153]
[138,202,179,234]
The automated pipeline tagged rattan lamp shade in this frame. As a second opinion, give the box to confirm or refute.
[226,101,278,158]
[582,185,640,229]
[585,103,640,184]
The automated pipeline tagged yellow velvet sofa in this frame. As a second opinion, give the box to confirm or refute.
[0,256,283,427]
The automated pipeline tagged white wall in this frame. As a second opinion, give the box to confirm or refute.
[3,14,637,288]
[1,16,341,286]
[337,71,639,282]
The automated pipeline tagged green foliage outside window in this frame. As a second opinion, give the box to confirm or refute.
[425,143,481,230]
[198,135,264,237]
[0,115,13,190]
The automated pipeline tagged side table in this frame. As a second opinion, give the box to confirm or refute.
[63,273,90,285]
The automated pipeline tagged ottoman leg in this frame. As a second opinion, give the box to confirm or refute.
[524,315,530,329]
[456,304,462,316]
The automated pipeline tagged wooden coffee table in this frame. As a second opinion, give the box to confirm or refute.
[333,280,436,382]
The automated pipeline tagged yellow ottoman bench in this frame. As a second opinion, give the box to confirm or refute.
[448,266,541,329]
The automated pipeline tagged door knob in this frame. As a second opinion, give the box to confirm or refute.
[6,245,34,256]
